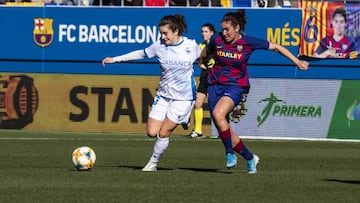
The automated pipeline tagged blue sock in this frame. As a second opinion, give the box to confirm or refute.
[233,140,253,160]
[218,128,234,154]
[240,146,253,160]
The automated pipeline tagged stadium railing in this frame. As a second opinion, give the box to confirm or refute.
[0,0,357,10]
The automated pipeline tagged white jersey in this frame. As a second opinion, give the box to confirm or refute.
[144,37,201,101]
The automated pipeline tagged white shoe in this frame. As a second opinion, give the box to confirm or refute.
[142,160,157,172]
[247,154,260,174]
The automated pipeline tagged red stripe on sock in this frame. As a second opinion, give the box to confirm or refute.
[219,128,231,140]
[233,140,244,153]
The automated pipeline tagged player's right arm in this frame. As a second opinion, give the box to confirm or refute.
[102,50,146,67]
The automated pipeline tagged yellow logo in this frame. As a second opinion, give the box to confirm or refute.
[33,18,54,48]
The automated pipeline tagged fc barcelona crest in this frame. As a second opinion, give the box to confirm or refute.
[33,18,54,48]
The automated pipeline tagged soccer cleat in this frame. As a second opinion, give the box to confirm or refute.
[142,160,157,172]
[226,153,237,169]
[188,130,203,138]
[181,122,190,130]
[247,154,260,174]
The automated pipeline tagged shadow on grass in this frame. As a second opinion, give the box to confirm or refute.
[178,167,233,174]
[323,179,360,185]
[118,165,174,171]
[116,165,233,173]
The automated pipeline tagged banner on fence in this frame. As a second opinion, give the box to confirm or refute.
[299,0,360,59]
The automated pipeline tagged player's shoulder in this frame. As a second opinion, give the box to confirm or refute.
[320,35,333,42]
[182,36,198,44]
[241,34,262,41]
[181,37,200,49]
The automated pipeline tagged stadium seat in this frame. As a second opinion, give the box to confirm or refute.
[232,0,251,7]
[145,0,166,6]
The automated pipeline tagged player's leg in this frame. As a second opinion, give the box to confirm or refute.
[143,99,193,171]
[231,129,259,174]
[189,69,208,138]
[208,85,237,168]
[142,96,168,171]
[146,95,167,137]
[228,89,259,173]
[189,92,206,138]
[143,117,178,171]
[212,96,237,168]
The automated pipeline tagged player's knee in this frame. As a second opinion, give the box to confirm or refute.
[212,109,224,122]
[146,128,158,138]
[146,132,157,138]
[158,129,170,139]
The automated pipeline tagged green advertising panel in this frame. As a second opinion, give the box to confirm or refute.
[328,80,360,139]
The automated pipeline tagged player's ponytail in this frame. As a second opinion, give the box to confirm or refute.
[222,9,247,32]
[174,14,188,35]
[236,9,247,32]
[159,14,188,36]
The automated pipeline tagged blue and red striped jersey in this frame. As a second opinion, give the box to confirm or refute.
[315,35,357,58]
[207,32,269,87]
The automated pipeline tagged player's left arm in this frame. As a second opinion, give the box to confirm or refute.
[269,42,309,71]
[198,47,208,70]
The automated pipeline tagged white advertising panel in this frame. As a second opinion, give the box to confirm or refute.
[212,78,341,139]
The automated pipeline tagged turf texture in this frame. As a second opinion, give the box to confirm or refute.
[0,130,359,202]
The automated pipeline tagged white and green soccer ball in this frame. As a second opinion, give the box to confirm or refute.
[71,146,96,171]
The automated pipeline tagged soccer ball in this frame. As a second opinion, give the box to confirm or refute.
[71,146,96,171]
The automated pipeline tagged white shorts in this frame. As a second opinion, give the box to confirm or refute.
[149,95,194,124]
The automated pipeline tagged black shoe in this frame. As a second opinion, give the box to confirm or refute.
[188,130,203,138]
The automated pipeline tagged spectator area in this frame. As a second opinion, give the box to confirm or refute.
[1,0,297,8]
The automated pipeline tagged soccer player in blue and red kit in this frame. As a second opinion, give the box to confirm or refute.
[198,9,309,173]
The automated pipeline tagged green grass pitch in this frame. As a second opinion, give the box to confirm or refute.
[0,130,359,202]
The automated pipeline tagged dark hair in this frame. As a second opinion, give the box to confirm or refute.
[332,7,347,23]
[159,14,188,36]
[202,23,216,33]
[221,9,247,32]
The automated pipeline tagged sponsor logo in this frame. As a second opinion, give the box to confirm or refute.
[33,18,54,47]
[346,99,360,126]
[0,75,39,129]
[257,93,321,127]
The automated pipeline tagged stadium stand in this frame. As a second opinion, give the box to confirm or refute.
[1,1,358,10]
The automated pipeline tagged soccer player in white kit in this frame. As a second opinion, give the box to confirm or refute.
[102,14,201,171]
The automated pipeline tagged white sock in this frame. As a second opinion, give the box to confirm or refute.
[150,135,169,163]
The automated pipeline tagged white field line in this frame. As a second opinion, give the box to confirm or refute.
[0,137,154,141]
[0,136,359,143]
[240,136,360,143]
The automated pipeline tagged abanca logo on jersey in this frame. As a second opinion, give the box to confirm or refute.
[163,60,192,67]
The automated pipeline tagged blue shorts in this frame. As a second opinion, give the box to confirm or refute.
[207,85,247,114]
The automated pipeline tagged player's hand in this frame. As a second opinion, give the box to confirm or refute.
[297,60,309,71]
[199,63,207,70]
[102,57,115,67]
[324,47,339,58]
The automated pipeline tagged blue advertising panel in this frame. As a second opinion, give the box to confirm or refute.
[1,7,359,79]
[0,7,301,64]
